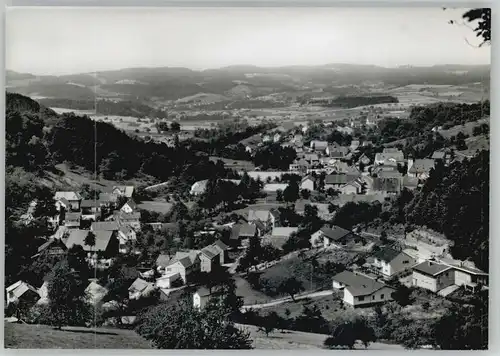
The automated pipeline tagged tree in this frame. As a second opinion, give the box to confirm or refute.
[391,284,413,307]
[300,189,311,200]
[450,8,491,47]
[324,318,376,349]
[278,277,304,302]
[276,189,283,202]
[283,180,299,203]
[84,231,96,265]
[258,311,281,336]
[47,260,90,329]
[135,299,252,349]
[170,121,181,131]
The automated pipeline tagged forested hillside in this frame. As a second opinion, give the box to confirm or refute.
[405,151,489,271]
[4,93,232,285]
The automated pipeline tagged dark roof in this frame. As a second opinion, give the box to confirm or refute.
[91,221,119,231]
[431,151,446,160]
[200,246,219,260]
[320,225,351,241]
[212,240,229,251]
[301,175,316,183]
[373,177,401,193]
[403,175,419,188]
[124,199,138,210]
[196,286,212,297]
[373,247,401,263]
[325,174,358,185]
[65,212,82,220]
[37,239,66,253]
[333,271,391,297]
[408,159,435,174]
[64,229,114,252]
[413,261,452,277]
[98,193,118,203]
[231,223,256,240]
[329,146,350,158]
[156,254,172,268]
[129,278,151,292]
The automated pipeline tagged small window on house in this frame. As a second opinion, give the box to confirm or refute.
[403,260,409,264]
[381,294,385,299]
[372,295,375,300]
[358,296,364,301]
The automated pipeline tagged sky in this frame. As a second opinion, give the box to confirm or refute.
[6,7,491,76]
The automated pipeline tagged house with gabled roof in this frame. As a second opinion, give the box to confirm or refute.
[332,270,395,307]
[120,199,138,214]
[407,158,435,180]
[163,251,201,284]
[338,178,364,195]
[91,221,119,232]
[324,173,360,190]
[98,193,118,207]
[199,245,221,273]
[64,229,118,259]
[193,286,224,310]
[310,225,361,249]
[64,212,82,228]
[411,261,455,293]
[326,146,350,159]
[36,238,67,257]
[372,247,417,278]
[113,211,141,230]
[230,223,258,245]
[128,278,156,300]
[6,281,41,307]
[112,186,134,198]
[211,240,230,264]
[247,208,280,229]
[310,140,328,152]
[117,225,137,253]
[374,149,405,166]
[81,200,102,217]
[85,281,108,305]
[300,175,316,191]
[372,177,401,195]
[54,191,82,211]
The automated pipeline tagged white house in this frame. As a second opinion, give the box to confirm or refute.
[372,247,417,278]
[112,186,135,198]
[54,191,82,211]
[6,281,40,306]
[128,278,156,300]
[156,272,182,289]
[407,158,436,180]
[411,261,455,293]
[193,287,223,310]
[120,199,138,214]
[332,270,394,307]
[300,175,316,191]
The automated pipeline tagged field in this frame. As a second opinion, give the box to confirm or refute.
[236,323,404,350]
[39,163,155,192]
[437,117,489,139]
[234,275,273,305]
[4,323,152,349]
[137,200,173,214]
[209,156,255,171]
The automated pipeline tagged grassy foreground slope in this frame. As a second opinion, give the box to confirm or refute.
[4,323,152,349]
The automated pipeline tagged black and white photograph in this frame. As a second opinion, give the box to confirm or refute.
[4,5,490,350]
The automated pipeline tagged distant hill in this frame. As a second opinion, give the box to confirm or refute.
[6,63,490,104]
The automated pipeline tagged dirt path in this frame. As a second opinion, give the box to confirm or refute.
[241,290,333,310]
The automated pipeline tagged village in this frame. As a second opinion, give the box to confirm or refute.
[6,116,488,333]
